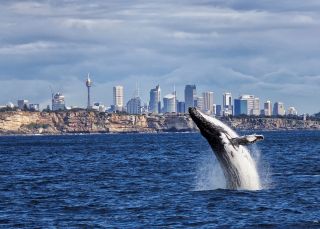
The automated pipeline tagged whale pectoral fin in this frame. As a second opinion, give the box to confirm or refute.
[231,134,264,145]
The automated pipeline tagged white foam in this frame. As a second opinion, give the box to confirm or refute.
[194,151,226,191]
[249,144,272,189]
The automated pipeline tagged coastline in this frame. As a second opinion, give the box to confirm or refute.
[1,129,320,138]
[0,110,319,136]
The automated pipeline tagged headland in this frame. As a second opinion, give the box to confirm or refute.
[0,111,319,135]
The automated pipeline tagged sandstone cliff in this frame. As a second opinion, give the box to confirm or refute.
[0,111,197,135]
[224,117,320,130]
[0,111,319,135]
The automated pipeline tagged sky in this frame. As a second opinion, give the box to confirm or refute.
[0,0,319,114]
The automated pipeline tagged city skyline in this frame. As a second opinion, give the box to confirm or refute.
[0,1,320,114]
[2,79,306,117]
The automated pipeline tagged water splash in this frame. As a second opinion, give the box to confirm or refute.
[194,151,226,191]
[249,144,273,189]
[195,145,271,191]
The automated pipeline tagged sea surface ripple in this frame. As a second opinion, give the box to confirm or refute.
[0,131,319,228]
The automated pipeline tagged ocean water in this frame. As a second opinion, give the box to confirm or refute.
[0,131,319,228]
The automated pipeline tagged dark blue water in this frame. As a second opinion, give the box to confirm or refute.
[0,131,319,228]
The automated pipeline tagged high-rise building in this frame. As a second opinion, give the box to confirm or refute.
[195,96,204,111]
[234,99,248,116]
[177,101,185,113]
[273,102,285,116]
[287,107,298,116]
[216,105,222,116]
[184,85,196,110]
[264,100,272,116]
[223,92,232,107]
[52,93,65,111]
[163,93,176,113]
[127,97,141,114]
[17,100,29,110]
[113,86,124,111]
[149,85,161,114]
[223,92,233,116]
[212,104,217,115]
[252,97,260,116]
[234,95,260,116]
[86,73,92,109]
[203,91,214,114]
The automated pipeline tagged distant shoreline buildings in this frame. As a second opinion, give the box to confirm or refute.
[113,85,124,112]
[149,85,161,114]
[234,95,259,116]
[52,92,66,111]
[1,74,312,117]
[184,84,196,111]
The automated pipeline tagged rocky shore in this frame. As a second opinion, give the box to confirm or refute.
[0,111,319,135]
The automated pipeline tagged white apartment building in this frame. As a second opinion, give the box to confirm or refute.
[113,86,124,111]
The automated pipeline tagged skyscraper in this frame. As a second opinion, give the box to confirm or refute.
[163,93,176,113]
[149,85,161,114]
[212,104,217,115]
[113,86,124,112]
[223,92,233,116]
[273,102,285,116]
[223,92,232,108]
[85,73,92,109]
[234,99,248,116]
[234,95,260,116]
[127,97,141,114]
[195,96,204,111]
[177,101,185,113]
[264,100,272,116]
[216,105,222,116]
[252,97,260,116]
[184,85,196,110]
[203,91,214,114]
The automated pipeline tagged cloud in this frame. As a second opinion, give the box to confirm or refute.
[0,0,319,113]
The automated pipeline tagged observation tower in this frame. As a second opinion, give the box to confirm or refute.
[86,73,92,109]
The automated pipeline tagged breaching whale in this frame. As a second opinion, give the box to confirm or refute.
[189,107,263,190]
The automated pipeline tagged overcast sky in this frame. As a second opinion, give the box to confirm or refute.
[0,0,319,113]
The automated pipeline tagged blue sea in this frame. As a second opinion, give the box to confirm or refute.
[0,131,319,228]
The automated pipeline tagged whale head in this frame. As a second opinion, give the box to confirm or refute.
[188,107,239,163]
[189,107,237,142]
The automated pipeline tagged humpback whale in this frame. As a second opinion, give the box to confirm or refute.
[189,107,263,190]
